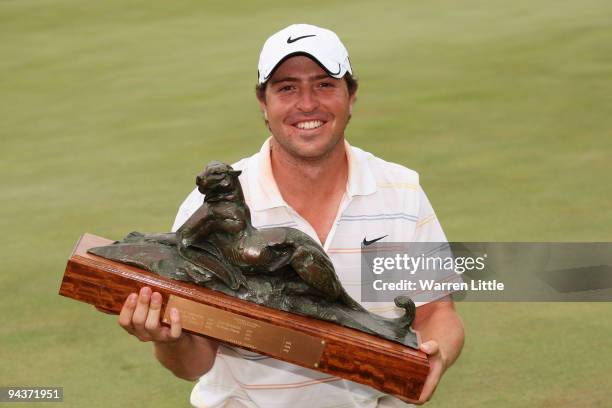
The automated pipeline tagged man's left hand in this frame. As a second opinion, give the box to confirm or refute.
[416,340,447,405]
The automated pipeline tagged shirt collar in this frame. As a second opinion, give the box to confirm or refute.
[247,137,377,212]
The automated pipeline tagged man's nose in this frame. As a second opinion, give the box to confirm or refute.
[296,88,319,112]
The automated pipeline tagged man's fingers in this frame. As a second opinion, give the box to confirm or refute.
[417,340,444,403]
[144,292,163,333]
[168,307,182,340]
[131,287,152,338]
[117,287,182,344]
[419,361,443,403]
[420,340,439,355]
[118,293,138,333]
[143,292,183,343]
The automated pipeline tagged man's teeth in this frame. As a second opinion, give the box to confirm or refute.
[296,120,323,130]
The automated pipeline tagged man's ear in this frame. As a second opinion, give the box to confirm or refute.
[258,98,267,117]
[256,88,267,108]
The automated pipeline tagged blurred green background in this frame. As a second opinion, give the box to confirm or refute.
[1,0,611,406]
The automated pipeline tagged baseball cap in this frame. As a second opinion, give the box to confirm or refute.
[257,23,352,85]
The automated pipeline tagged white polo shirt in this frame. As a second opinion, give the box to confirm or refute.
[172,138,448,408]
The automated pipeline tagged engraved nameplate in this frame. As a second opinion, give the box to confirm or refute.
[162,295,326,367]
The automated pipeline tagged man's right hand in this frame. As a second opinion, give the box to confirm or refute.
[118,286,182,343]
[117,286,219,380]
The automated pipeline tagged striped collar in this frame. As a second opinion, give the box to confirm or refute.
[247,137,377,212]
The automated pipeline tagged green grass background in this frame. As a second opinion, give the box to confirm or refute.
[1,0,611,406]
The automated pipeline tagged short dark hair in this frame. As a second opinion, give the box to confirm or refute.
[255,73,359,102]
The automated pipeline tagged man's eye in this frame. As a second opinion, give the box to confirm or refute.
[279,85,295,92]
[319,82,334,88]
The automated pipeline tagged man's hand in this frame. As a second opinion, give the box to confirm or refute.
[410,297,464,405]
[118,286,182,344]
[416,340,447,404]
[116,286,219,380]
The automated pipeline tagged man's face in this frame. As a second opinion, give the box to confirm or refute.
[259,55,356,160]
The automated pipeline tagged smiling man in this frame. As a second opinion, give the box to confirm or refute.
[117,24,464,408]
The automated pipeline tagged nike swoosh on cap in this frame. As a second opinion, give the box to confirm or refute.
[327,63,341,76]
[287,34,316,43]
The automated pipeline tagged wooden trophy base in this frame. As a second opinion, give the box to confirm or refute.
[59,233,429,402]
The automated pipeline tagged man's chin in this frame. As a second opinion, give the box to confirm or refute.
[270,128,344,160]
[289,140,344,161]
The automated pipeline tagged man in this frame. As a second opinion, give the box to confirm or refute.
[117,24,464,407]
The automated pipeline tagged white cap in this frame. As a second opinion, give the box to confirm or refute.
[257,23,352,85]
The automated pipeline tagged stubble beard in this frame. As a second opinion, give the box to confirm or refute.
[270,128,346,166]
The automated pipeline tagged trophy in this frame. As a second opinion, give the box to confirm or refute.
[59,161,429,402]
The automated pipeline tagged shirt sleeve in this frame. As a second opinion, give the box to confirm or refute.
[412,187,448,243]
[411,187,461,305]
